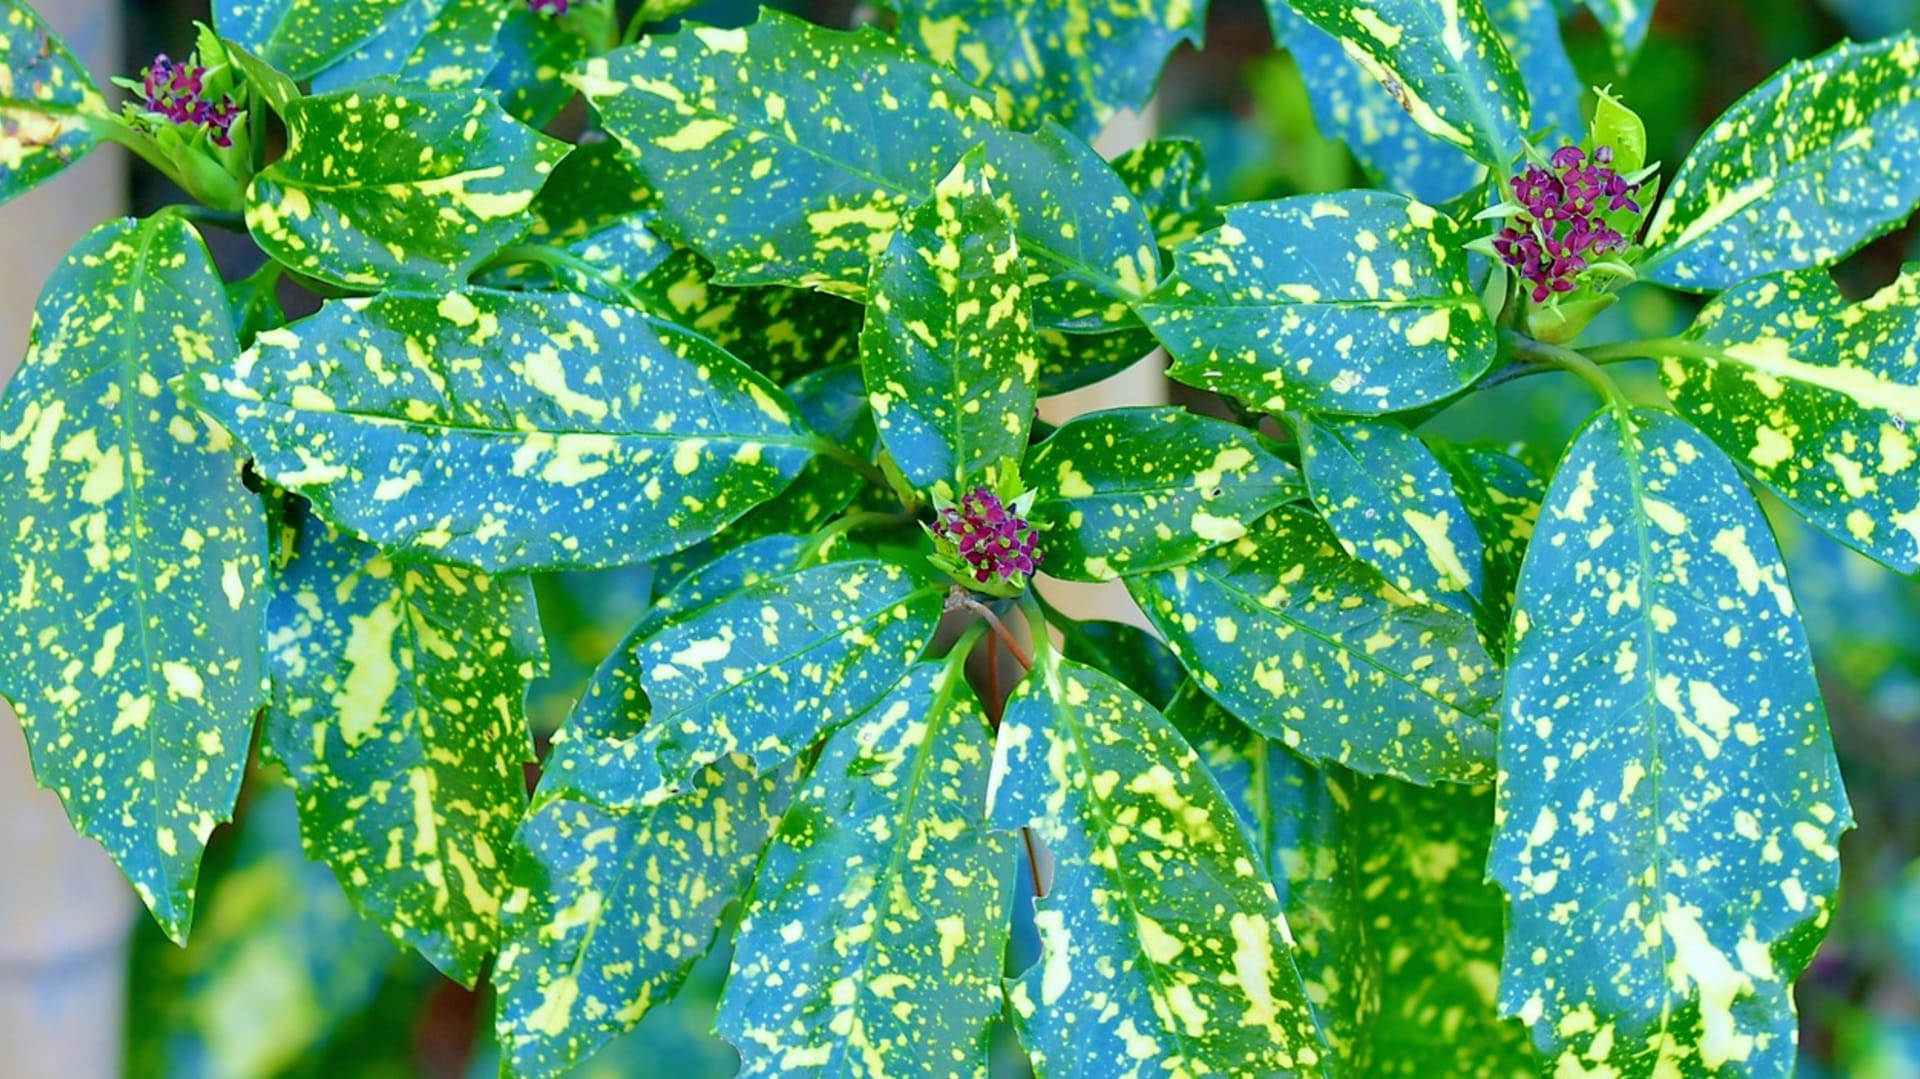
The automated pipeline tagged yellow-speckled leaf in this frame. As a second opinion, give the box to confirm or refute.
[1581,0,1655,70]
[493,755,789,1079]
[1138,191,1496,415]
[720,661,1015,1076]
[1300,415,1486,616]
[1026,405,1301,581]
[571,12,1159,322]
[1173,687,1536,1076]
[1660,266,1920,576]
[1277,0,1531,169]
[863,149,1037,492]
[1639,35,1920,292]
[989,654,1328,1076]
[1432,441,1545,652]
[886,0,1207,138]
[245,86,567,289]
[310,0,509,92]
[1129,504,1498,784]
[214,0,413,79]
[568,560,945,806]
[0,0,105,208]
[484,0,616,128]
[1493,406,1850,1076]
[264,519,544,984]
[0,215,268,943]
[182,288,818,573]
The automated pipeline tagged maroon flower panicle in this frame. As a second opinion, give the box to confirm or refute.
[1495,145,1643,303]
[528,0,570,14]
[933,487,1044,588]
[135,54,239,147]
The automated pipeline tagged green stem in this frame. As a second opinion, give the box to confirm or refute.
[812,439,892,491]
[1583,336,1711,365]
[1502,331,1628,406]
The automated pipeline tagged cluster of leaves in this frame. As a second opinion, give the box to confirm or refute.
[0,0,1916,1074]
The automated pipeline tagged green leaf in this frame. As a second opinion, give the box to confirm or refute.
[0,215,267,942]
[184,288,817,573]
[311,0,509,92]
[1299,415,1485,614]
[1581,0,1656,70]
[1659,267,1920,575]
[886,0,1206,138]
[492,755,789,1079]
[1051,613,1186,710]
[244,87,567,289]
[1138,192,1497,415]
[1026,405,1301,581]
[1638,35,1920,292]
[719,661,1014,1075]
[636,255,867,386]
[224,261,287,350]
[0,0,105,208]
[572,13,1158,318]
[1034,324,1160,398]
[1175,689,1537,1076]
[989,653,1328,1076]
[264,520,544,983]
[709,365,871,548]
[1275,0,1530,170]
[1129,504,1498,784]
[1431,441,1544,643]
[484,0,616,128]
[1492,406,1849,1075]
[1110,137,1222,252]
[863,149,1037,492]
[1269,0,1583,204]
[565,560,945,805]
[214,0,414,79]
[224,42,301,119]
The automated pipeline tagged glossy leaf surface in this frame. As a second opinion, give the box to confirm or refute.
[215,0,412,79]
[1138,192,1496,414]
[0,0,103,208]
[1026,406,1300,581]
[311,0,508,92]
[1493,407,1849,1076]
[989,654,1327,1077]
[0,216,266,942]
[185,289,816,573]
[1131,505,1498,784]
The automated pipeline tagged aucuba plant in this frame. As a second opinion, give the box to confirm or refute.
[0,0,1915,1074]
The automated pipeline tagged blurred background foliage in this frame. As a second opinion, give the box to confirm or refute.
[114,0,1920,1075]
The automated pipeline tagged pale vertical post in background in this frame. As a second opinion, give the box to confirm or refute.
[0,1,136,1076]
[1035,103,1164,630]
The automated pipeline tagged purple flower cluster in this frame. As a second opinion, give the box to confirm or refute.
[1495,146,1644,302]
[528,0,570,14]
[137,55,238,148]
[934,487,1044,587]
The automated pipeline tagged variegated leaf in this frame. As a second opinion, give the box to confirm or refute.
[1493,406,1849,1076]
[1432,441,1545,644]
[1052,612,1186,710]
[1129,504,1498,784]
[245,86,567,289]
[1275,0,1531,170]
[492,755,789,1079]
[265,519,544,984]
[1582,0,1657,70]
[863,149,1038,492]
[214,0,413,80]
[1299,415,1486,615]
[183,288,817,573]
[0,0,104,208]
[990,654,1328,1077]
[1137,191,1497,415]
[886,0,1207,138]
[720,661,1014,1075]
[0,215,267,942]
[1112,137,1222,252]
[484,0,617,128]
[310,0,509,92]
[1270,0,1582,204]
[1175,688,1536,1076]
[1660,266,1920,575]
[1639,35,1920,292]
[572,13,1158,320]
[568,560,944,805]
[1026,406,1301,581]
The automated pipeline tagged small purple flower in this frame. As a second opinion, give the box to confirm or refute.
[1497,143,1644,302]
[932,487,1044,588]
[134,52,239,146]
[528,0,570,14]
